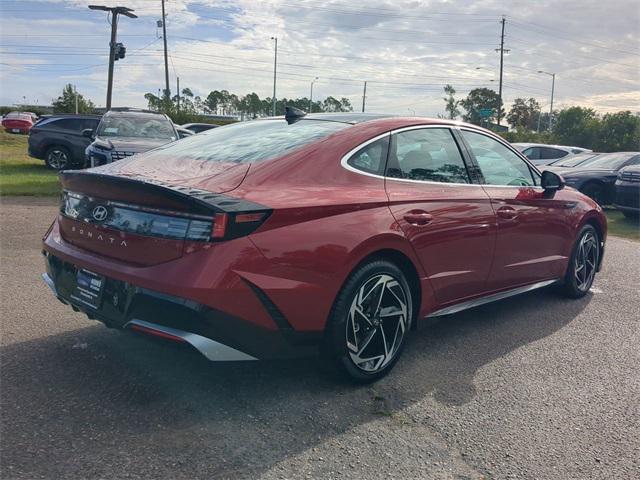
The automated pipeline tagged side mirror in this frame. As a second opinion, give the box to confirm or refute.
[82,128,94,138]
[541,170,565,191]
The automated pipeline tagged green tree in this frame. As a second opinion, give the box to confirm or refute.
[443,84,460,120]
[204,90,225,114]
[593,111,640,152]
[552,107,599,148]
[459,88,503,125]
[507,98,540,130]
[322,96,353,112]
[52,84,95,113]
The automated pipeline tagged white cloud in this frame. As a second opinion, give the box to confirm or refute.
[0,0,638,115]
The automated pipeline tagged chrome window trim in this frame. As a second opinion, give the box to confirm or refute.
[340,125,479,187]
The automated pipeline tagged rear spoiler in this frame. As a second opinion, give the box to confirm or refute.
[60,170,267,215]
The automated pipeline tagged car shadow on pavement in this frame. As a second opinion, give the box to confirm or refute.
[0,286,590,479]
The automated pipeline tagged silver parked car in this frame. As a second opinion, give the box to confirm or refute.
[513,143,592,166]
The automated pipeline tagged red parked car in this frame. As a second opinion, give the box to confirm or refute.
[42,110,606,382]
[2,111,37,134]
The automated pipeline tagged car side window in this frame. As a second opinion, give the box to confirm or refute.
[53,118,84,131]
[461,130,536,186]
[523,147,539,160]
[83,119,100,131]
[540,147,567,160]
[347,136,389,175]
[386,128,470,184]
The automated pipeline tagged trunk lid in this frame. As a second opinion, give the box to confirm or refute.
[92,153,250,194]
[57,158,261,266]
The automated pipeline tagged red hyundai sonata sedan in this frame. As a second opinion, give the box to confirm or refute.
[42,110,606,382]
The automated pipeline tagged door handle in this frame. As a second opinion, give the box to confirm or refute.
[496,206,518,219]
[403,210,433,226]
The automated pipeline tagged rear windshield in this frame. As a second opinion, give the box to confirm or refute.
[578,153,639,170]
[553,153,600,167]
[150,119,350,163]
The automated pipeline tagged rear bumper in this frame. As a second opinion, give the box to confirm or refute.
[42,252,321,360]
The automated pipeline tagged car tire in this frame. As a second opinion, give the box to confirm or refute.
[45,146,71,170]
[580,182,606,205]
[557,224,600,298]
[324,260,414,383]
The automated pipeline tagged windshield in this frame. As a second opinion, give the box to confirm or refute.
[97,115,176,140]
[577,152,639,170]
[552,153,600,167]
[150,119,350,163]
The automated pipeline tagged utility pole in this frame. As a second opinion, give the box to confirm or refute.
[362,81,367,112]
[176,76,180,113]
[309,76,319,113]
[496,16,509,126]
[271,36,278,116]
[74,85,79,114]
[161,0,170,100]
[549,73,555,131]
[88,5,137,110]
[538,70,556,131]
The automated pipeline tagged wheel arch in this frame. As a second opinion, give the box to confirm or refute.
[359,249,422,329]
[579,212,607,271]
[343,240,431,330]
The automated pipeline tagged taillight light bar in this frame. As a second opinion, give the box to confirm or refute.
[61,190,270,243]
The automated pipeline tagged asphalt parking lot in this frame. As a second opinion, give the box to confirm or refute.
[1,196,638,480]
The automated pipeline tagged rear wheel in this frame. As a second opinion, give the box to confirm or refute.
[325,260,414,383]
[558,225,599,298]
[45,146,71,170]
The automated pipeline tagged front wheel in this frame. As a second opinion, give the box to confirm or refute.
[558,225,600,298]
[45,146,71,170]
[324,260,414,383]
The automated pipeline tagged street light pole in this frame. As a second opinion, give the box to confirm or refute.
[538,70,556,131]
[271,36,278,116]
[309,77,319,113]
[88,5,137,110]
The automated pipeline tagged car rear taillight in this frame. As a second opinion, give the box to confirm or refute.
[60,190,270,243]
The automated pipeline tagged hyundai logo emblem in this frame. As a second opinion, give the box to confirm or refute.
[91,205,109,222]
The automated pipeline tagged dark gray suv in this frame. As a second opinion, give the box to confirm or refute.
[85,108,178,167]
[28,114,102,169]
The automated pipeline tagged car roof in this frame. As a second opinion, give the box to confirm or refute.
[42,114,102,119]
[263,113,484,130]
[104,108,167,118]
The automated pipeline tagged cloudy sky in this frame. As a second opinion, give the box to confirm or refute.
[0,0,638,117]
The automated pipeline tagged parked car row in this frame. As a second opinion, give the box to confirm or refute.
[543,151,640,215]
[27,108,218,169]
